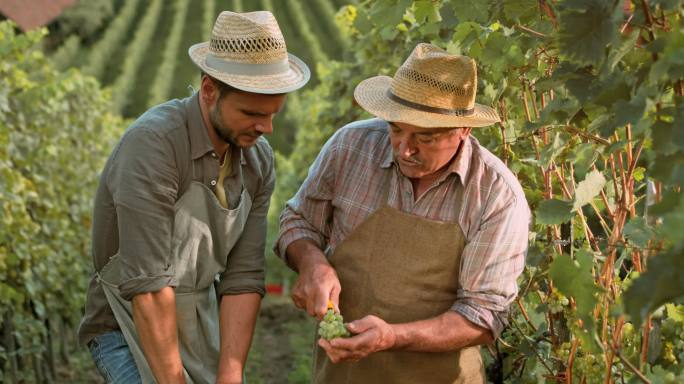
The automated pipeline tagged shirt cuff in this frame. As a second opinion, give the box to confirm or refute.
[451,299,509,339]
[118,275,178,301]
[275,228,324,262]
[216,278,265,297]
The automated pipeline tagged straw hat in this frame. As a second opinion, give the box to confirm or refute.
[189,11,310,94]
[354,43,500,128]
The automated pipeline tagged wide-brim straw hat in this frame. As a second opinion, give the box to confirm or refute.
[354,43,500,128]
[189,11,310,94]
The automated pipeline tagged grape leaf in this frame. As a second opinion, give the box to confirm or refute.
[536,199,574,225]
[557,0,620,66]
[549,251,601,351]
[622,217,655,248]
[573,169,606,212]
[625,248,684,326]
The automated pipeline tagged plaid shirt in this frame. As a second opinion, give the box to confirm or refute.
[275,118,530,337]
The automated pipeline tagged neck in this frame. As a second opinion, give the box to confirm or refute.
[200,98,230,158]
[410,167,448,199]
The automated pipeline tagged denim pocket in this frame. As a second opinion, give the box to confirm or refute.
[89,334,113,382]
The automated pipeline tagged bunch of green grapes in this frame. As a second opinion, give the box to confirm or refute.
[573,353,604,384]
[661,317,684,364]
[318,309,351,340]
[620,322,639,362]
[547,290,570,314]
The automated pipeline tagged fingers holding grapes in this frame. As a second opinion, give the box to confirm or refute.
[291,259,341,319]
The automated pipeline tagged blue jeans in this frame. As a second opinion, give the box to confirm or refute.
[89,330,142,384]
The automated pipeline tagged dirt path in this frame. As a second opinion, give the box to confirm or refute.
[246,296,316,384]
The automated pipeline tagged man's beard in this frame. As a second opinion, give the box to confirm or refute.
[209,102,238,146]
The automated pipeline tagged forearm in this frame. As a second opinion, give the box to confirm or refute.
[216,293,261,384]
[286,238,329,272]
[390,311,493,352]
[132,287,184,383]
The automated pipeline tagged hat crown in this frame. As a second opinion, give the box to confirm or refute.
[209,11,287,64]
[391,43,477,111]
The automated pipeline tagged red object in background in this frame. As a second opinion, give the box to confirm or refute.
[265,284,283,295]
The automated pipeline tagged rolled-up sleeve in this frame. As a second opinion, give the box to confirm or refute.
[217,143,275,297]
[451,185,530,338]
[274,131,339,262]
[107,128,179,301]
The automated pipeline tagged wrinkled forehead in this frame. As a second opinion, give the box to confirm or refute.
[388,121,464,135]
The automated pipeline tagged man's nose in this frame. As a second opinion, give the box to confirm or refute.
[255,120,273,134]
[398,138,416,158]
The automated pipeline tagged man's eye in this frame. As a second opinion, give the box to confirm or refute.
[416,135,435,143]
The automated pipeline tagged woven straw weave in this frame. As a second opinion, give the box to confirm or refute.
[354,43,500,128]
[209,11,287,64]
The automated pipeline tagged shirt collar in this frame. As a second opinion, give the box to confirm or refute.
[186,92,246,167]
[379,124,473,186]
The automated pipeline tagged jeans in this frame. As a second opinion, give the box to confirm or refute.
[89,330,142,384]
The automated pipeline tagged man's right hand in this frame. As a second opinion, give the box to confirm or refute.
[286,239,341,319]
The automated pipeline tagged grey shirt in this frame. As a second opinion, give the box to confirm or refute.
[78,93,274,345]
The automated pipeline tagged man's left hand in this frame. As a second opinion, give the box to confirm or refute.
[318,315,396,363]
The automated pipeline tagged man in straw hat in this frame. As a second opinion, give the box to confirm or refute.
[78,11,309,383]
[276,43,530,383]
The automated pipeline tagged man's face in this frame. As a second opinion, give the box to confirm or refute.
[209,90,286,148]
[388,121,471,179]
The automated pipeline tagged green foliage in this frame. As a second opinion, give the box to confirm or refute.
[0,20,125,379]
[557,0,621,66]
[536,199,574,225]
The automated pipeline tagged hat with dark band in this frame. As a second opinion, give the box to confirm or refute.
[354,43,500,128]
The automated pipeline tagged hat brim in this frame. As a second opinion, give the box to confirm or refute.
[354,76,500,128]
[189,42,310,94]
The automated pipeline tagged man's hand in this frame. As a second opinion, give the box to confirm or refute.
[318,315,396,363]
[287,239,341,319]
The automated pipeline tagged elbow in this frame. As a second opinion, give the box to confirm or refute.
[131,287,176,319]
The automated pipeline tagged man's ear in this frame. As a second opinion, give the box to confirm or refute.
[456,127,473,139]
[200,75,218,106]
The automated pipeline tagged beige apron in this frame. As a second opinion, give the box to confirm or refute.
[314,169,484,384]
[98,166,252,383]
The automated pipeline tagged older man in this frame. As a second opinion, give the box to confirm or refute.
[276,43,529,383]
[78,11,309,384]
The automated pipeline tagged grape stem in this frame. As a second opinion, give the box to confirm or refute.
[617,353,650,384]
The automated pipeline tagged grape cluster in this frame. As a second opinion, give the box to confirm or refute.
[318,309,350,340]
[547,290,570,314]
[573,353,604,383]
[661,317,684,364]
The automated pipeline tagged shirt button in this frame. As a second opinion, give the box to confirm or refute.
[211,152,217,158]
[210,180,217,186]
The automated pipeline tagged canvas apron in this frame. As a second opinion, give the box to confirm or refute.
[314,170,484,384]
[98,166,252,383]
